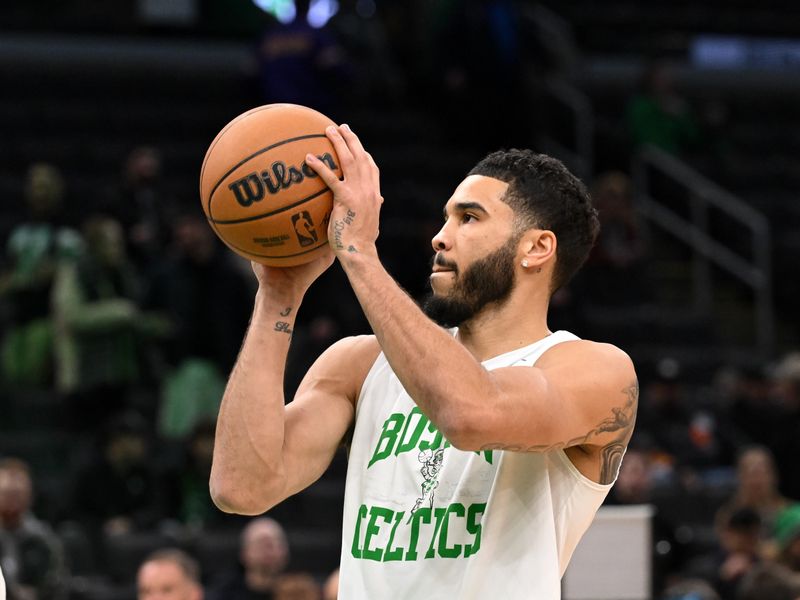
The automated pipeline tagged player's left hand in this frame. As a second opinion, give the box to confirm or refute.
[305,124,382,260]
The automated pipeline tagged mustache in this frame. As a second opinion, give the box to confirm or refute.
[432,253,458,274]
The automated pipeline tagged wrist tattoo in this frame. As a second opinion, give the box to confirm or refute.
[279,307,292,316]
[274,321,293,335]
[332,209,356,250]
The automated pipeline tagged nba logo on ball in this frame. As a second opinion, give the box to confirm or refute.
[199,104,340,267]
[291,211,318,247]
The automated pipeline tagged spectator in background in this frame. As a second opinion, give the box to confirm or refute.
[0,458,67,600]
[321,568,337,600]
[70,412,166,540]
[164,420,230,531]
[584,172,648,305]
[51,215,169,427]
[105,146,174,274]
[775,504,800,573]
[137,548,203,600]
[208,517,289,600]
[736,563,800,600]
[0,163,81,388]
[690,507,762,599]
[144,212,252,439]
[274,573,320,600]
[722,446,790,537]
[627,60,700,157]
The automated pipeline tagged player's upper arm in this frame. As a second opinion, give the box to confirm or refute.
[450,340,637,453]
[278,334,380,498]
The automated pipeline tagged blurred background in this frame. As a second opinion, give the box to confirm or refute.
[0,1,799,599]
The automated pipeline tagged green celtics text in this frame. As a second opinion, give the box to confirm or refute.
[351,502,486,562]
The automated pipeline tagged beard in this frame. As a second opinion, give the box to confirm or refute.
[422,236,517,328]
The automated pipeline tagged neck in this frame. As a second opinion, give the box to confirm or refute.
[456,287,551,361]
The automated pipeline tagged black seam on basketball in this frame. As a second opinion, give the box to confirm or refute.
[201,106,281,242]
[199,105,276,199]
[217,232,328,259]
[211,188,329,224]
[207,133,329,221]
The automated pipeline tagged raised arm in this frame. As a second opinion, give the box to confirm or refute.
[210,251,379,515]
[305,125,637,484]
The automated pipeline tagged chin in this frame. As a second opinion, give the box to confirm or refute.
[429,280,454,297]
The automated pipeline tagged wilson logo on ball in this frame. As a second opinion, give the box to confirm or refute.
[228,153,339,207]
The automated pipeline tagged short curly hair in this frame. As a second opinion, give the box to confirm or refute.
[468,149,599,291]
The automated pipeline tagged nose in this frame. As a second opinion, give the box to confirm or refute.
[431,222,451,252]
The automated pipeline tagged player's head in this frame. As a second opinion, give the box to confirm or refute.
[466,149,599,291]
[137,548,203,600]
[423,149,598,327]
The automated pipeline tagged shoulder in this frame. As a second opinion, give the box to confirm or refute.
[535,339,638,424]
[538,338,635,381]
[324,334,381,362]
[307,335,382,396]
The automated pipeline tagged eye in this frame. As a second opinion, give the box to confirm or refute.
[461,213,477,223]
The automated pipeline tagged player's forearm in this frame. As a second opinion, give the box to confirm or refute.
[210,287,301,514]
[340,252,496,444]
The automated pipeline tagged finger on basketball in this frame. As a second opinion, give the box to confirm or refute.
[339,124,367,159]
[306,153,341,190]
[366,152,381,189]
[324,125,354,171]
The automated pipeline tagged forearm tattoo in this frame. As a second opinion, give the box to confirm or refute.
[274,307,293,335]
[480,380,639,484]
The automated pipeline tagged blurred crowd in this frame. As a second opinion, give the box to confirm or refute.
[1,1,799,600]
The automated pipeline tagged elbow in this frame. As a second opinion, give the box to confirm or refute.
[209,470,284,516]
[437,409,484,452]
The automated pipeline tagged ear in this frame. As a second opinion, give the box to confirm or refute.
[519,229,556,270]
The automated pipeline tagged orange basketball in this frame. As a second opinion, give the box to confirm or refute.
[199,104,340,266]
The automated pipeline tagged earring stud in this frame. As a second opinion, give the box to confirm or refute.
[521,259,529,268]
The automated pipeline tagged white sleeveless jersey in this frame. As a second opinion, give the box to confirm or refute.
[338,330,617,599]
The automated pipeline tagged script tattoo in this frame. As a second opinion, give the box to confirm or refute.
[332,209,356,250]
[274,321,293,335]
[479,379,639,483]
[279,307,292,317]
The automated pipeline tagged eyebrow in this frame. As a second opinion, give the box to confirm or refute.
[442,201,489,219]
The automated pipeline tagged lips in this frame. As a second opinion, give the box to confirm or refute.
[432,253,458,274]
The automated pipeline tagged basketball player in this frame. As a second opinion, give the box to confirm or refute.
[211,125,638,599]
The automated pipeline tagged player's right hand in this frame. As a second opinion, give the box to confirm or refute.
[251,246,335,299]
